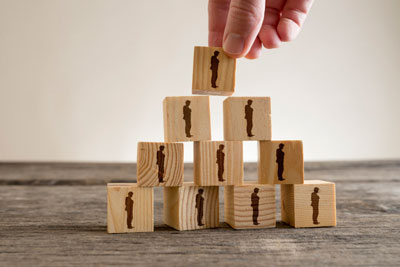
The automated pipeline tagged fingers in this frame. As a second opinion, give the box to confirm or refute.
[245,37,262,59]
[208,0,231,47]
[277,0,314,42]
[222,0,265,58]
[258,0,285,49]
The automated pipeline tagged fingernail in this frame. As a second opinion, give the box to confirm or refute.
[223,33,244,55]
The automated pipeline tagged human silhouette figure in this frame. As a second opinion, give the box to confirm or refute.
[125,191,134,229]
[276,143,285,181]
[251,188,260,225]
[195,189,204,226]
[210,51,220,88]
[311,187,320,225]
[156,145,165,183]
[216,144,225,182]
[183,100,193,138]
[245,99,254,137]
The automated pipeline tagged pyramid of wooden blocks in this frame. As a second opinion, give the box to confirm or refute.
[192,46,236,96]
[137,142,184,187]
[258,140,304,184]
[281,180,336,228]
[163,182,219,230]
[194,141,243,186]
[163,96,211,142]
[107,183,154,233]
[225,182,276,229]
[224,97,271,141]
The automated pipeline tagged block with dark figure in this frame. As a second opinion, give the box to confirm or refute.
[183,100,193,138]
[311,187,320,225]
[210,50,220,88]
[216,144,225,182]
[244,99,254,137]
[125,191,134,229]
[195,189,205,226]
[276,143,285,181]
[156,145,165,183]
[251,188,260,225]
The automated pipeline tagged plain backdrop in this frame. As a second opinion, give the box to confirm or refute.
[0,0,399,162]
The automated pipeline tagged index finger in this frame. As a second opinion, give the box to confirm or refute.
[208,0,231,47]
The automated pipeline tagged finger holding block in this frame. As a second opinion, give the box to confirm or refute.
[258,140,304,184]
[137,142,184,187]
[163,182,219,231]
[192,46,236,96]
[107,183,153,233]
[281,180,337,228]
[163,96,211,142]
[225,182,276,229]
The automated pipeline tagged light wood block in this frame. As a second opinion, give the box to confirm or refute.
[194,141,243,186]
[163,182,219,231]
[223,97,271,141]
[225,181,276,229]
[163,96,211,142]
[137,142,184,187]
[192,46,236,96]
[258,140,304,184]
[281,180,336,228]
[107,183,153,233]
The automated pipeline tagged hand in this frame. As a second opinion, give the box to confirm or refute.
[208,0,314,59]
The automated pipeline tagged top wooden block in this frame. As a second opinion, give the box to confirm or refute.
[192,46,236,96]
[223,97,271,141]
[163,96,211,142]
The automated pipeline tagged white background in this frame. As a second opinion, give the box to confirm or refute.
[1,0,399,162]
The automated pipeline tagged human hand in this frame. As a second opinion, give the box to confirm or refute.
[208,0,314,59]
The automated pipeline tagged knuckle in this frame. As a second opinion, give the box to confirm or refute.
[230,0,263,24]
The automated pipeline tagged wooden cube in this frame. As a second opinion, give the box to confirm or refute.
[223,97,271,141]
[194,141,243,186]
[137,142,184,187]
[225,182,276,229]
[281,180,336,228]
[163,182,219,231]
[258,140,304,184]
[192,46,236,96]
[163,96,211,142]
[107,183,153,233]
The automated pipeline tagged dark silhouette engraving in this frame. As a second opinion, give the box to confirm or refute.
[125,191,134,229]
[210,51,220,88]
[195,189,205,226]
[311,187,320,225]
[156,145,165,183]
[183,100,193,138]
[251,188,260,225]
[276,143,285,181]
[216,144,225,182]
[245,99,254,137]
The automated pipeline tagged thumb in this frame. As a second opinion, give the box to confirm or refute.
[223,0,265,58]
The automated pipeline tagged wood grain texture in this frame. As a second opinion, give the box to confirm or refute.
[225,182,275,229]
[194,141,243,186]
[192,46,236,96]
[281,180,336,228]
[164,182,219,231]
[223,97,271,141]
[137,142,184,187]
[258,140,304,184]
[107,183,153,233]
[163,96,211,142]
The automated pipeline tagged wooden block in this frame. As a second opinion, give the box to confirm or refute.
[224,181,276,229]
[163,96,211,142]
[194,141,243,186]
[258,140,304,184]
[107,183,153,233]
[192,46,236,96]
[281,180,336,228]
[223,97,271,141]
[137,142,184,187]
[163,182,219,231]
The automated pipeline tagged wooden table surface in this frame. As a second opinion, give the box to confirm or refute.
[0,161,399,266]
